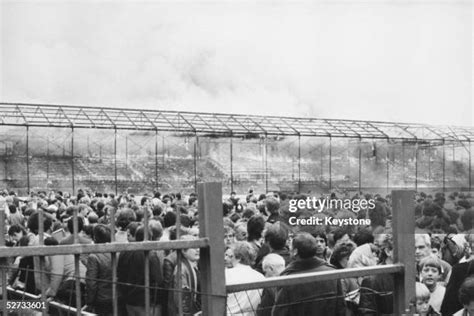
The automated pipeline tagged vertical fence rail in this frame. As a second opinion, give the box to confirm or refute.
[329,136,332,191]
[442,139,446,192]
[358,138,362,193]
[230,136,234,193]
[298,135,301,193]
[144,206,151,316]
[26,126,30,193]
[114,128,118,195]
[155,130,159,186]
[110,207,118,316]
[469,139,472,190]
[392,190,416,314]
[198,182,226,315]
[71,127,75,194]
[0,209,7,316]
[73,207,81,315]
[38,208,47,310]
[415,142,418,191]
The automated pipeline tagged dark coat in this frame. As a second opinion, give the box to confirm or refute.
[358,273,394,315]
[117,250,165,307]
[440,260,474,316]
[272,256,345,316]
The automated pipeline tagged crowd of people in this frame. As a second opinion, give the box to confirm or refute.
[0,188,473,316]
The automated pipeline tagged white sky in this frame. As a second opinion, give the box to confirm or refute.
[1,0,473,126]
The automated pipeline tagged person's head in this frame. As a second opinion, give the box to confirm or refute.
[234,222,248,241]
[228,241,257,267]
[353,228,375,247]
[333,228,351,246]
[347,243,379,268]
[181,235,200,263]
[8,224,27,242]
[419,256,442,289]
[116,208,136,230]
[330,242,356,269]
[67,216,84,235]
[415,282,431,314]
[27,212,53,235]
[292,232,317,259]
[224,225,236,247]
[415,234,431,263]
[459,276,474,314]
[377,234,394,264]
[430,237,442,259]
[247,215,265,242]
[265,197,280,216]
[93,224,111,244]
[264,222,288,251]
[312,231,327,257]
[44,236,58,246]
[163,211,177,228]
[126,222,140,242]
[262,253,285,277]
[224,246,236,268]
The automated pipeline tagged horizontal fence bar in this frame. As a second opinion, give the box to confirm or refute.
[0,238,209,258]
[226,264,404,293]
[7,287,97,316]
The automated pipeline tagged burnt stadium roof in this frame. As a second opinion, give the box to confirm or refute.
[0,102,472,142]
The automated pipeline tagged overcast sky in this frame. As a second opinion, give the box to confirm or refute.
[1,0,472,126]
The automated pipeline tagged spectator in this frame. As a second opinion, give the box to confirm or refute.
[415,282,440,316]
[257,254,286,316]
[226,241,265,316]
[453,276,474,316]
[419,256,445,313]
[117,225,164,316]
[85,224,113,315]
[169,235,201,316]
[273,232,345,316]
[415,234,451,284]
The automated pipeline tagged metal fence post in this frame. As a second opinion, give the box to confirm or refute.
[392,190,415,314]
[198,182,226,316]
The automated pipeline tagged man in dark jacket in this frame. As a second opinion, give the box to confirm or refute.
[117,225,165,316]
[272,232,345,316]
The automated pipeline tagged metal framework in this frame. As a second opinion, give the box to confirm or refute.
[1,103,473,141]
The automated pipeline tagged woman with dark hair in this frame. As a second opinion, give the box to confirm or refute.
[247,215,265,254]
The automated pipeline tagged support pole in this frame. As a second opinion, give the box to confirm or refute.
[114,128,118,195]
[298,135,301,193]
[125,134,128,169]
[198,182,226,316]
[415,142,418,191]
[194,133,198,193]
[155,130,158,186]
[329,136,332,191]
[264,135,268,193]
[358,138,362,193]
[71,127,75,194]
[230,136,234,193]
[46,135,50,183]
[386,139,390,194]
[402,141,406,186]
[443,139,446,192]
[469,140,472,191]
[392,190,416,314]
[428,145,431,181]
[26,126,30,193]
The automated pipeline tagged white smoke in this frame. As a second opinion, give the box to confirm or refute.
[1,0,472,126]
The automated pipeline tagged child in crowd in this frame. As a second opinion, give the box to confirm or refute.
[415,282,440,316]
[419,256,446,313]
